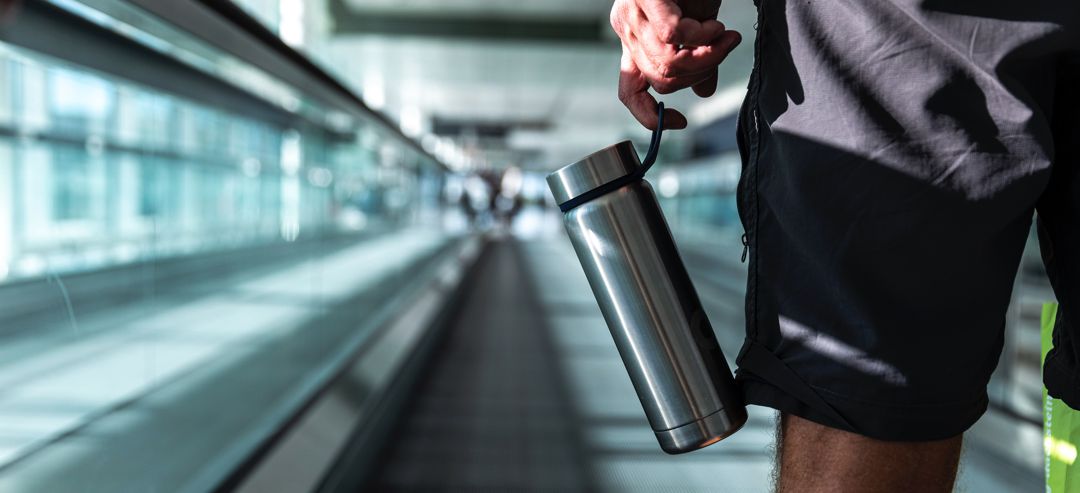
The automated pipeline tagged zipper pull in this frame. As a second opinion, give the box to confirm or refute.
[740,234,750,263]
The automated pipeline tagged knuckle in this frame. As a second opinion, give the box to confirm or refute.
[655,23,678,44]
[652,82,673,94]
[653,80,681,94]
[656,61,677,79]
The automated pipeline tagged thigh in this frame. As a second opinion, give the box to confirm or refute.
[735,0,1076,440]
[777,414,962,493]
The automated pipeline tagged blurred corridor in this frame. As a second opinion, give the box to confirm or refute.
[0,0,1054,491]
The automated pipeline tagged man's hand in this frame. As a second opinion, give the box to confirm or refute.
[610,0,741,130]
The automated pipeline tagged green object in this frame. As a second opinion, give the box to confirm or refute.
[1043,303,1080,492]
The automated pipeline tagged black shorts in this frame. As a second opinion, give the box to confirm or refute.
[733,0,1080,441]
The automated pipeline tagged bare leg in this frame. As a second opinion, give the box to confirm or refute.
[775,414,962,493]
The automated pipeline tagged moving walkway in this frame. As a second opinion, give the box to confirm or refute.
[0,2,1049,491]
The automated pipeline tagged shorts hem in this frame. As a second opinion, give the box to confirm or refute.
[739,373,986,442]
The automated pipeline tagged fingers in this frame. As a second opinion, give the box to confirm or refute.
[619,51,688,130]
[618,50,659,128]
[638,1,727,48]
[632,28,741,93]
[611,0,739,130]
[675,18,726,47]
[693,70,718,98]
[621,0,721,47]
[662,107,689,130]
[689,31,741,97]
[636,0,683,44]
[666,31,741,79]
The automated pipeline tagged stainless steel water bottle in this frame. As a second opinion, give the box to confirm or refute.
[546,108,747,454]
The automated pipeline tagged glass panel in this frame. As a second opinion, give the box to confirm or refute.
[0,18,457,490]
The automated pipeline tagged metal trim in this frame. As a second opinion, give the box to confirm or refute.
[114,0,444,168]
[0,0,297,128]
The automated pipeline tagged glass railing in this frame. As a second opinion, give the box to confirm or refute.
[0,1,463,491]
[0,21,445,283]
[1,45,309,280]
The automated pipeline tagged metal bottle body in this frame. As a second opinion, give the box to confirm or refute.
[561,179,747,453]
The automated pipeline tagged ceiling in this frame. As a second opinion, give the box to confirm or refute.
[321,0,758,170]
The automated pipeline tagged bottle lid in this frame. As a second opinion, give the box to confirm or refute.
[546,140,641,208]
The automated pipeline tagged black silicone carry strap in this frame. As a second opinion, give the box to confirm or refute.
[558,103,666,213]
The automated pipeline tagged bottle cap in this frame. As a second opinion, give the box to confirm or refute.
[546,141,641,207]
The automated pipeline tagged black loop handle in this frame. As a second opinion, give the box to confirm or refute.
[557,103,667,213]
[638,102,665,175]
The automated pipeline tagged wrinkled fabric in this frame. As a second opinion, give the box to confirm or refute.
[733,0,1080,441]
